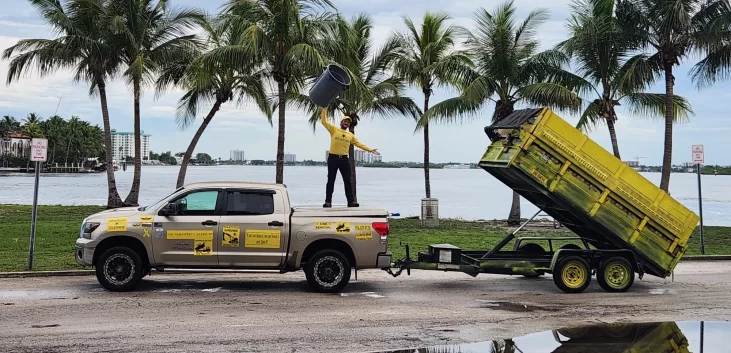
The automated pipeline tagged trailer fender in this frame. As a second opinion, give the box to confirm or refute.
[549,249,591,272]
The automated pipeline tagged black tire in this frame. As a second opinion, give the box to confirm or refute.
[518,243,546,278]
[553,256,591,293]
[95,246,144,292]
[597,257,635,292]
[305,249,352,293]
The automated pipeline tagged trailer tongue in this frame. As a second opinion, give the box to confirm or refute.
[385,107,699,293]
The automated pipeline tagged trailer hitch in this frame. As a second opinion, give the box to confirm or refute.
[385,243,415,277]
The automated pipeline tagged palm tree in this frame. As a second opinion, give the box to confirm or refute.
[416,1,583,225]
[23,112,43,125]
[558,0,694,159]
[3,0,125,208]
[392,12,472,200]
[40,115,67,163]
[291,14,421,201]
[156,17,272,188]
[110,0,204,206]
[615,0,726,191]
[220,0,338,184]
[1,115,20,137]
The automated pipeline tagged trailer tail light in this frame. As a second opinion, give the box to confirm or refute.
[372,222,389,242]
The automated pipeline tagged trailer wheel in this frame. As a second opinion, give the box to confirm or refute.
[518,243,545,278]
[553,256,591,293]
[597,257,634,292]
[304,249,351,293]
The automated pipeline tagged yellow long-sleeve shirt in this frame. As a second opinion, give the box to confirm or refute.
[320,109,374,156]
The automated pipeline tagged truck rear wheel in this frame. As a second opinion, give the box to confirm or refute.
[597,257,634,292]
[553,256,591,293]
[305,249,351,293]
[95,246,144,292]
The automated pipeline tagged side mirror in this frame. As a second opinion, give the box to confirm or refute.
[159,203,178,217]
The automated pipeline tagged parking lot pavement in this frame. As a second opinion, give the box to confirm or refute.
[1,261,730,353]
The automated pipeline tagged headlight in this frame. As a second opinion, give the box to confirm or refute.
[80,221,100,239]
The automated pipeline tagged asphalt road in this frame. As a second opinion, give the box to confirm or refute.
[1,262,730,353]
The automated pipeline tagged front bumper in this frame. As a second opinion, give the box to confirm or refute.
[377,252,392,269]
[75,239,95,266]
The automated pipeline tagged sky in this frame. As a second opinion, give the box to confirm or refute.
[1,0,729,165]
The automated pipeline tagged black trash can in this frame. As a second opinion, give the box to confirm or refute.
[309,64,351,107]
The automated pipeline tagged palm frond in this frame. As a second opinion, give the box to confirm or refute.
[616,53,662,94]
[517,82,582,113]
[416,96,485,130]
[575,101,603,133]
[621,92,694,123]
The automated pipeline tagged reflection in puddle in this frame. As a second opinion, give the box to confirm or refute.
[340,292,385,298]
[376,321,726,353]
[648,288,676,295]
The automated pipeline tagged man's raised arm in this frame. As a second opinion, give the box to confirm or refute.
[320,108,336,134]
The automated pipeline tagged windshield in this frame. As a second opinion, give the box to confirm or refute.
[138,187,184,211]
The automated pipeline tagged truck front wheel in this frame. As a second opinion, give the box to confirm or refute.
[95,246,144,292]
[305,249,352,293]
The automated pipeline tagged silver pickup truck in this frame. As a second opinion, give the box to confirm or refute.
[75,182,392,293]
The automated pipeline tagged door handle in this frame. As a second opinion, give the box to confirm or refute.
[268,221,284,227]
[201,220,218,226]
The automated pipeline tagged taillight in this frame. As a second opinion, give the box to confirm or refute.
[372,222,389,241]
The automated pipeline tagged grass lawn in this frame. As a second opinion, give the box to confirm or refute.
[0,205,729,272]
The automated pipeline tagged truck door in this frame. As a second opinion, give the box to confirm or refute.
[153,188,223,266]
[217,188,288,267]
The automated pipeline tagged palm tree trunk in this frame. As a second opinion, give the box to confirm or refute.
[124,79,142,206]
[176,100,223,188]
[659,64,674,192]
[349,125,357,202]
[96,78,123,208]
[275,79,286,184]
[498,102,521,226]
[607,113,621,159]
[423,94,431,199]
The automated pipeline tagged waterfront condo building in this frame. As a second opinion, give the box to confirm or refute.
[284,153,296,163]
[111,130,150,162]
[230,149,245,161]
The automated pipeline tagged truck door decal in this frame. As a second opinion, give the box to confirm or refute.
[194,240,213,255]
[107,217,127,232]
[166,230,214,240]
[244,230,281,248]
[222,226,240,247]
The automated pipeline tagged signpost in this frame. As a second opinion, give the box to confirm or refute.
[28,138,47,270]
[692,144,705,255]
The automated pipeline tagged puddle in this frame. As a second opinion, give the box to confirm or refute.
[648,288,676,295]
[475,300,557,312]
[374,321,727,353]
[340,292,386,298]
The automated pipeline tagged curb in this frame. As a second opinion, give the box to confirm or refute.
[0,270,93,278]
[681,255,731,261]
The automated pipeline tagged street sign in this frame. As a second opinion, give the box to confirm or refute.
[30,138,48,162]
[692,144,704,165]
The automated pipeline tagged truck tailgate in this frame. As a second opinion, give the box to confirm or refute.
[478,108,699,277]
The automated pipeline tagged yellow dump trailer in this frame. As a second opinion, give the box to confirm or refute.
[385,107,699,294]
[479,107,699,279]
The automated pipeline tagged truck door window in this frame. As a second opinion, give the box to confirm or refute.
[175,191,218,216]
[226,191,274,215]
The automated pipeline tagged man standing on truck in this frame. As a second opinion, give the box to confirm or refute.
[320,107,379,208]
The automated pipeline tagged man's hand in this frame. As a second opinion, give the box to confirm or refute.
[372,149,380,155]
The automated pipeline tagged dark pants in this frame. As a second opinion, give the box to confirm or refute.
[325,154,353,204]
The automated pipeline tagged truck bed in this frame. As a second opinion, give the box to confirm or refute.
[291,206,389,218]
[478,108,699,278]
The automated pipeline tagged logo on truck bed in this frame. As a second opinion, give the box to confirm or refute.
[335,222,351,234]
[315,222,332,230]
